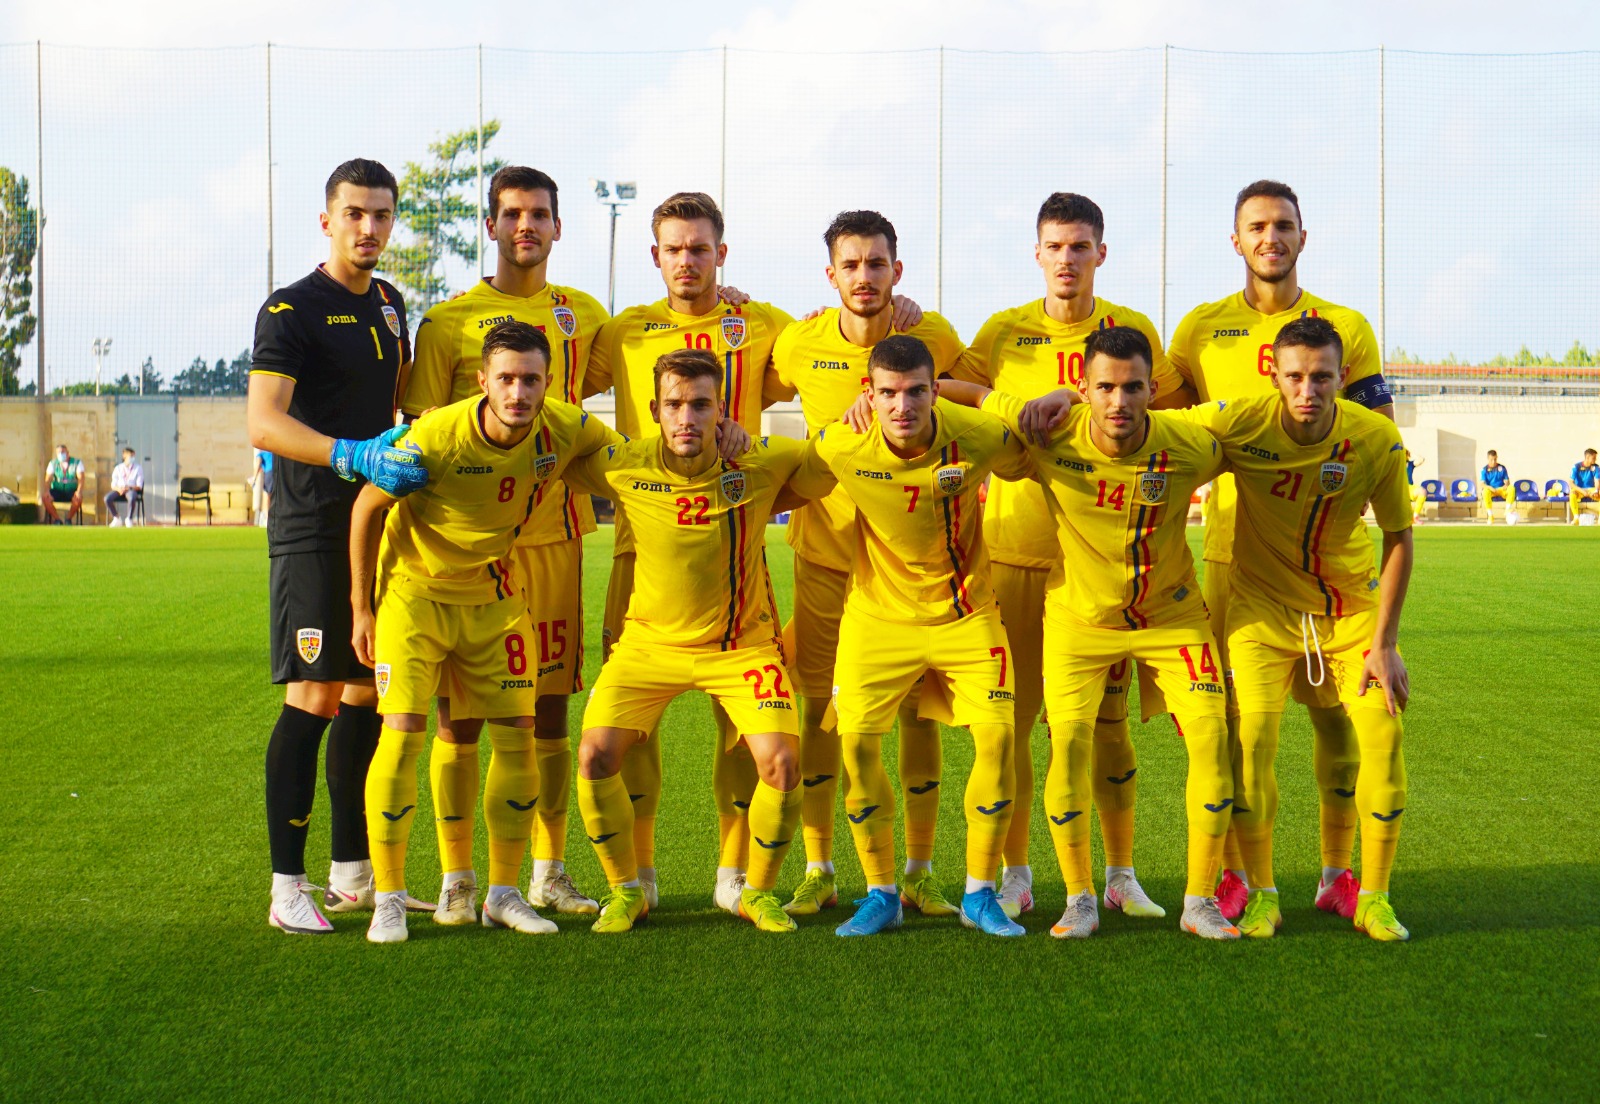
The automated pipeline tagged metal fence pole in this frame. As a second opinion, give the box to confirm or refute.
[935,45,944,314]
[476,44,484,279]
[266,43,274,296]
[35,40,44,395]
[719,45,728,285]
[1378,45,1387,368]
[1160,44,1169,342]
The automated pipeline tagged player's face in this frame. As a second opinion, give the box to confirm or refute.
[1270,344,1346,428]
[652,217,727,300]
[652,372,720,459]
[1079,355,1153,443]
[478,348,551,429]
[869,366,936,450]
[321,184,395,272]
[1035,221,1105,301]
[490,188,561,270]
[827,234,902,319]
[1232,197,1305,284]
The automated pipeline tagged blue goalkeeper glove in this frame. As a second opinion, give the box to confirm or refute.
[330,425,429,496]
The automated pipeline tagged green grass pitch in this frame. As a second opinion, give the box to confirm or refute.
[1,524,1595,1100]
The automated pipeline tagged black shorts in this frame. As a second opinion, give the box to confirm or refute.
[269,550,373,684]
[49,487,76,503]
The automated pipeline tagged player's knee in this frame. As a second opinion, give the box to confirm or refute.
[760,743,800,791]
[578,731,626,779]
[533,694,569,741]
[286,680,343,718]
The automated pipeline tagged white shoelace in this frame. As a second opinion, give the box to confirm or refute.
[1299,611,1328,687]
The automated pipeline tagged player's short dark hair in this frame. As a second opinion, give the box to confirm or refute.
[324,158,398,206]
[489,166,560,222]
[1487,449,1498,457]
[1274,315,1343,364]
[1083,326,1152,379]
[1234,179,1302,227]
[1586,448,1597,457]
[654,349,722,398]
[1036,193,1105,241]
[867,335,935,385]
[652,192,724,243]
[480,320,551,369]
[825,210,897,262]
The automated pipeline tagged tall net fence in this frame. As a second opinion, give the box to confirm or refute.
[2,43,1597,395]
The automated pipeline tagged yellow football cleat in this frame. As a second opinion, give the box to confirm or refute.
[591,885,648,934]
[1238,889,1282,939]
[739,887,798,932]
[900,868,959,917]
[1354,892,1410,943]
[782,868,838,915]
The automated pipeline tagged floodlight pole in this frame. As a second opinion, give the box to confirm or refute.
[604,200,622,316]
[92,337,111,397]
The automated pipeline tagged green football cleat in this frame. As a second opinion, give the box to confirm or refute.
[900,869,959,917]
[783,868,838,915]
[739,887,798,932]
[591,885,648,934]
[1238,890,1283,939]
[1354,892,1410,943]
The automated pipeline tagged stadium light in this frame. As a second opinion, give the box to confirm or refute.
[92,337,113,397]
[591,177,635,315]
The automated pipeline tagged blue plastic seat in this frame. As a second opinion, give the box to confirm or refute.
[1514,479,1540,502]
[1421,478,1446,503]
[1450,478,1477,502]
[1545,479,1570,500]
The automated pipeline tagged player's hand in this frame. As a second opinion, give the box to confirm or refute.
[1018,389,1076,447]
[840,392,874,433]
[799,305,827,322]
[331,426,429,496]
[890,295,923,331]
[352,606,376,668]
[1357,644,1409,716]
[717,285,752,307]
[715,418,751,460]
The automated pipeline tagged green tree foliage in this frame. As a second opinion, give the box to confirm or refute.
[1389,343,1597,369]
[385,121,505,318]
[0,167,40,396]
[168,349,251,396]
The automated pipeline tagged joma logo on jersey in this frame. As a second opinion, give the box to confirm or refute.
[631,480,673,492]
[1015,336,1052,346]
[553,306,577,337]
[1319,462,1348,494]
[535,453,559,480]
[854,468,892,480]
[1212,327,1251,338]
[643,322,673,332]
[720,470,746,505]
[457,465,493,474]
[936,466,965,494]
[1242,444,1281,461]
[722,316,747,349]
[987,689,1015,702]
[325,314,358,325]
[812,359,852,370]
[476,314,515,330]
[1136,471,1169,504]
[1054,457,1095,473]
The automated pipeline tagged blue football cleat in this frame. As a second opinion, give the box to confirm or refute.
[834,889,904,936]
[960,887,1026,937]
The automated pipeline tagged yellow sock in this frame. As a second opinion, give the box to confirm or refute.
[1219,708,1245,878]
[532,735,571,863]
[713,705,758,870]
[1091,717,1137,868]
[1234,712,1282,889]
[365,725,426,893]
[429,736,478,875]
[1000,717,1035,867]
[746,779,802,891]
[840,731,896,886]
[618,731,660,870]
[897,706,942,863]
[799,696,840,864]
[964,723,1015,883]
[1309,704,1359,871]
[1179,715,1232,897]
[1351,707,1407,893]
[576,772,638,886]
[1043,721,1095,894]
[483,723,539,888]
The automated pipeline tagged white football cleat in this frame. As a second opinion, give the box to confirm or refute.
[269,880,334,935]
[714,872,748,914]
[1180,896,1242,941]
[640,869,660,910]
[433,875,479,926]
[1050,890,1100,939]
[367,893,409,943]
[481,888,559,934]
[998,867,1035,920]
[1104,869,1167,918]
[529,868,599,915]
[324,864,374,913]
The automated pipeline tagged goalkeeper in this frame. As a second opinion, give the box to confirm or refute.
[247,157,432,936]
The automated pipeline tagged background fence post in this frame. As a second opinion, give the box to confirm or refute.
[936,45,944,314]
[1378,44,1387,369]
[1160,44,1169,343]
[477,44,484,279]
[266,42,274,297]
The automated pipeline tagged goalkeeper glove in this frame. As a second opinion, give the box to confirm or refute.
[330,425,429,496]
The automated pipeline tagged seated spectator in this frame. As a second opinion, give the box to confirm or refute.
[1480,448,1513,524]
[251,448,274,527]
[105,447,144,527]
[39,444,84,524]
[1572,447,1599,524]
[1406,449,1427,523]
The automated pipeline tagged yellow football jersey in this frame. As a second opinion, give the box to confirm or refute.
[791,399,1030,626]
[771,308,965,571]
[1178,394,1410,617]
[952,297,1181,570]
[981,392,1223,631]
[378,395,620,604]
[563,434,806,651]
[402,278,609,547]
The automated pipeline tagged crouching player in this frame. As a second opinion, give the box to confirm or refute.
[349,321,620,943]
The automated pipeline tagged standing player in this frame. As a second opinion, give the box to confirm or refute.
[1571,448,1599,522]
[402,166,608,916]
[1479,450,1513,523]
[771,210,967,919]
[950,192,1195,921]
[248,158,431,934]
[1168,179,1395,920]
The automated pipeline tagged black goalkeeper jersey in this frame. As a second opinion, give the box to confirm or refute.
[251,265,410,554]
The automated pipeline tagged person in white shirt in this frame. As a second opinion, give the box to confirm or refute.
[105,447,144,526]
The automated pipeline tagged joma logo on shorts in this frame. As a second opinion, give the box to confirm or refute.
[854,468,892,480]
[1190,682,1225,695]
[987,689,1015,702]
[500,678,538,690]
[537,661,563,677]
[1054,458,1095,473]
[631,480,673,492]
[757,700,795,711]
[457,465,493,474]
[1015,336,1051,346]
[1242,444,1280,461]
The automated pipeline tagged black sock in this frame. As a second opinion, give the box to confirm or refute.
[266,705,332,875]
[326,703,383,862]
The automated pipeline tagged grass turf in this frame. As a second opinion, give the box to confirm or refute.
[0,523,1596,1100]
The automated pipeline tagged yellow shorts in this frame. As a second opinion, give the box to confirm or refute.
[375,587,539,720]
[995,562,1129,724]
[1226,586,1396,716]
[834,605,1015,735]
[1042,608,1226,726]
[786,555,849,698]
[602,550,634,659]
[1203,558,1338,712]
[582,637,800,740]
[512,539,584,697]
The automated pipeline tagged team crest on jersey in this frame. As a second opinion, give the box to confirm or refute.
[535,452,559,480]
[296,628,323,664]
[1136,471,1169,504]
[381,305,401,337]
[1319,462,1348,494]
[553,306,577,338]
[375,664,391,697]
[720,469,746,505]
[721,316,747,349]
[935,466,965,495]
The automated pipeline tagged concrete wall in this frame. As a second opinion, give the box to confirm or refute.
[175,397,253,485]
[1395,395,1600,491]
[0,397,119,502]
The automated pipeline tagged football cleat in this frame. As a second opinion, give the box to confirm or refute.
[1180,896,1241,941]
[529,868,599,915]
[997,867,1035,920]
[960,887,1026,937]
[1315,869,1361,919]
[482,888,559,934]
[591,885,649,934]
[1353,892,1410,943]
[783,868,839,915]
[1104,870,1166,919]
[366,893,409,944]
[713,872,747,915]
[1238,890,1283,939]
[639,869,660,911]
[738,887,798,932]
[269,881,334,935]
[835,889,903,936]
[324,863,434,913]
[433,875,479,926]
[1215,869,1248,921]
[900,869,959,917]
[1050,890,1100,939]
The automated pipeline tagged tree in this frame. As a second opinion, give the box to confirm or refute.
[0,167,39,396]
[139,356,164,395]
[386,121,505,318]
[168,349,249,396]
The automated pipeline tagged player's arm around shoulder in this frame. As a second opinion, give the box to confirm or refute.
[917,311,967,376]
[778,431,843,509]
[350,479,401,668]
[947,310,1006,386]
